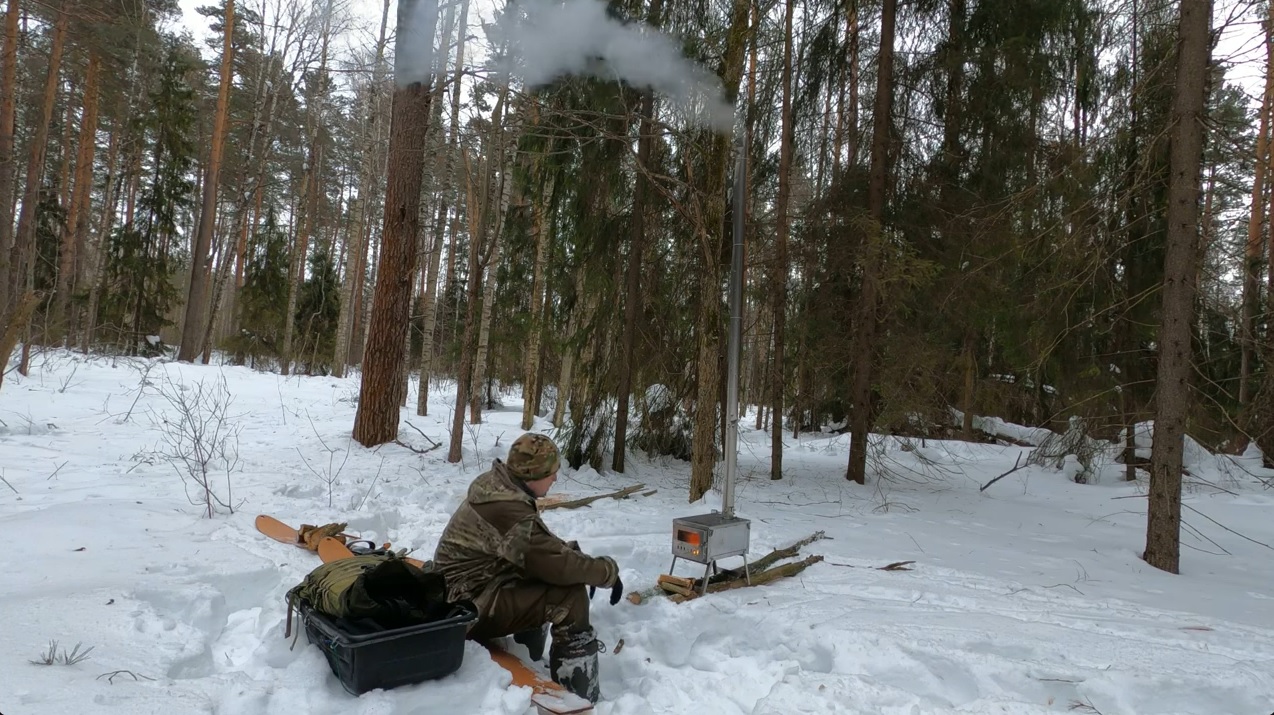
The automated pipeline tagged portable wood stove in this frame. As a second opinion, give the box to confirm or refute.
[667,143,753,597]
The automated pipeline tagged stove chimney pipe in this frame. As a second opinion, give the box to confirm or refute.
[721,139,746,519]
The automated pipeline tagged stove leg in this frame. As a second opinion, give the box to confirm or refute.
[701,561,712,595]
[668,555,679,576]
[742,555,751,585]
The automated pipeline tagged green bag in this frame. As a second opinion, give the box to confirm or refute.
[284,553,458,640]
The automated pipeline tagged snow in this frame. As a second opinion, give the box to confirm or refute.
[2,350,1274,714]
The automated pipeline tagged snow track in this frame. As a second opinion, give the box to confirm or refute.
[2,353,1273,714]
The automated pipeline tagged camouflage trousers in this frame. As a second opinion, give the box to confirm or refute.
[467,580,591,641]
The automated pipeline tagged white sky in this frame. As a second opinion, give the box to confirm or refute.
[169,0,1269,117]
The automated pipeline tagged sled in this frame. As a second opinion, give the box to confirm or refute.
[315,537,591,713]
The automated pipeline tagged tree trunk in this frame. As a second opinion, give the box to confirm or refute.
[769,0,794,480]
[1241,6,1273,411]
[52,50,100,341]
[282,2,332,374]
[333,0,389,377]
[612,0,664,469]
[447,145,491,461]
[1144,0,1210,575]
[470,172,510,423]
[415,0,468,412]
[0,0,17,327]
[688,0,752,503]
[846,0,859,165]
[961,331,976,439]
[353,0,439,447]
[3,0,67,365]
[520,167,553,430]
[178,0,234,361]
[846,0,896,485]
[81,114,120,351]
[334,72,387,377]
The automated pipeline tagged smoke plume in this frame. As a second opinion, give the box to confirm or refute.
[486,0,736,132]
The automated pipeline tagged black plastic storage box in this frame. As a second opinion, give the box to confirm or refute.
[299,599,478,695]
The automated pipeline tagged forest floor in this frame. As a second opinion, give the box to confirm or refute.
[1,349,1273,714]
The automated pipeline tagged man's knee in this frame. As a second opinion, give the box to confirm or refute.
[546,584,590,630]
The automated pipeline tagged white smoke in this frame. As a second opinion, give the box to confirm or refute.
[486,0,736,132]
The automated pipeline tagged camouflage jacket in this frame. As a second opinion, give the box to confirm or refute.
[432,460,618,613]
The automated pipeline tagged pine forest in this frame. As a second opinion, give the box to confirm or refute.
[0,0,1264,575]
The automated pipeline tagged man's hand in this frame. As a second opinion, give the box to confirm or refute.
[590,576,623,603]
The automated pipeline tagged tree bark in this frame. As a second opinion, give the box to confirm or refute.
[1144,0,1211,575]
[81,114,120,351]
[178,0,235,361]
[0,0,17,327]
[447,144,490,461]
[769,0,794,480]
[354,0,439,446]
[846,0,896,485]
[687,0,751,503]
[1241,5,1273,410]
[52,50,101,341]
[520,166,553,430]
[611,0,664,470]
[281,0,332,374]
[333,1,390,377]
[416,0,469,412]
[3,0,67,365]
[470,125,516,423]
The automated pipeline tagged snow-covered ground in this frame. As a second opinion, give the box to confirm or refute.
[2,350,1273,714]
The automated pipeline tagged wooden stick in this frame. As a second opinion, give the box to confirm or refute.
[626,530,827,605]
[979,453,1026,492]
[539,484,647,511]
[668,555,825,603]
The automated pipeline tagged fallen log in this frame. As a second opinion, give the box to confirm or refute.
[626,530,828,605]
[540,484,651,511]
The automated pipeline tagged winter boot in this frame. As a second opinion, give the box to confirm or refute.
[512,624,547,662]
[549,627,604,703]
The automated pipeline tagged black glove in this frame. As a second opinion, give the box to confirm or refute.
[609,576,623,605]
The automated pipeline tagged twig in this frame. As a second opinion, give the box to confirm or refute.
[46,460,68,480]
[822,559,916,571]
[97,669,155,684]
[1182,502,1274,551]
[404,421,441,448]
[980,453,1026,492]
[355,457,386,511]
[394,438,441,454]
[1112,494,1274,551]
[540,484,647,510]
[0,471,17,494]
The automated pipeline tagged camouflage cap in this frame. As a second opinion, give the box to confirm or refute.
[506,433,561,481]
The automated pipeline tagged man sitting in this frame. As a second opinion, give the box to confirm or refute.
[432,432,623,703]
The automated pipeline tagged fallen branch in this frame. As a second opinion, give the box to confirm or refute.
[539,484,648,511]
[668,554,825,603]
[626,530,827,604]
[823,559,916,571]
[980,453,1026,492]
[403,421,441,449]
[394,438,442,455]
